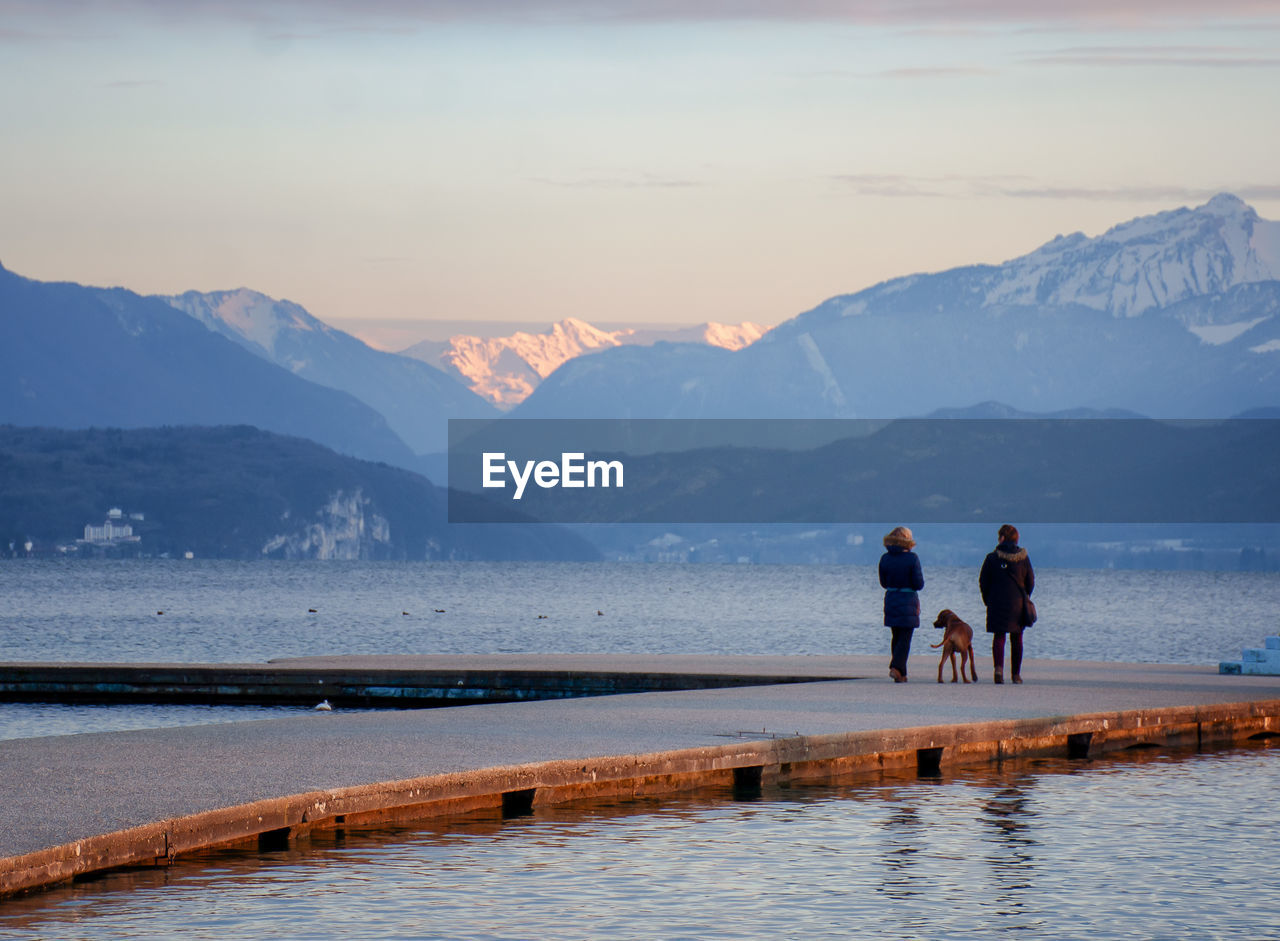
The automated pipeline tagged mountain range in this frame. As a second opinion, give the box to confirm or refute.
[0,261,768,477]
[11,194,1274,456]
[0,265,420,469]
[163,289,498,453]
[514,193,1280,420]
[400,317,768,408]
[3,192,1279,567]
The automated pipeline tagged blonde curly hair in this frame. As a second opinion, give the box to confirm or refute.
[883,526,916,549]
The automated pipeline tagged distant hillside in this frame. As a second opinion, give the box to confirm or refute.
[0,425,598,561]
[457,417,1280,526]
[163,289,498,453]
[0,264,418,469]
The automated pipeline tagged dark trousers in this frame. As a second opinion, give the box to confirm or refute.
[992,631,1024,676]
[890,627,914,677]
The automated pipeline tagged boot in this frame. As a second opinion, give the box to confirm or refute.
[993,669,1004,685]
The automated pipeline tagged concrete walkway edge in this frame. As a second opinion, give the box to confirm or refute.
[5,696,1278,899]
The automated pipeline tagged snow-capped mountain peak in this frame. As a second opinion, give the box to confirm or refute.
[984,194,1280,317]
[164,288,335,366]
[1201,192,1253,216]
[402,317,770,409]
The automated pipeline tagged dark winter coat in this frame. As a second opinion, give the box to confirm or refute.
[879,546,924,628]
[979,541,1035,634]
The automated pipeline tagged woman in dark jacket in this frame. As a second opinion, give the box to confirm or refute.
[879,525,924,683]
[978,523,1035,685]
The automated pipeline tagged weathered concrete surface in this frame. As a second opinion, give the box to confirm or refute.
[2,654,1279,898]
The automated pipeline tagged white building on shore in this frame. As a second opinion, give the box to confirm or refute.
[78,508,142,547]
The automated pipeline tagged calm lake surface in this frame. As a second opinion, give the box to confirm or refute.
[2,558,1275,665]
[1,743,1276,940]
[2,559,1277,738]
[1,561,1278,936]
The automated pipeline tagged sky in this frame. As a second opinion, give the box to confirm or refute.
[2,1,1279,334]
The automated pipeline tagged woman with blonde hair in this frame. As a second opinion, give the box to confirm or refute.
[879,525,924,683]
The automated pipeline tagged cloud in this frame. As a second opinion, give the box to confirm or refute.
[5,0,1280,30]
[797,65,996,80]
[831,175,1280,204]
[830,174,950,197]
[874,66,996,78]
[995,184,1280,205]
[995,184,1212,201]
[1026,44,1280,67]
[531,173,705,190]
[832,173,1028,198]
[100,79,163,88]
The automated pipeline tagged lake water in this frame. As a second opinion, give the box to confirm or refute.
[2,560,1279,935]
[2,559,1275,665]
[2,559,1277,738]
[1,743,1276,940]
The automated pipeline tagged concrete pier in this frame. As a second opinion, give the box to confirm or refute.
[0,659,833,707]
[2,653,1279,899]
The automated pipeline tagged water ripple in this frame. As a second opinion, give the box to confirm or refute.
[4,745,1275,940]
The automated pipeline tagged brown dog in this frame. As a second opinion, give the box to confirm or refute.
[931,609,978,684]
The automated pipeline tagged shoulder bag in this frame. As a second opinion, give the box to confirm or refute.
[1004,565,1037,627]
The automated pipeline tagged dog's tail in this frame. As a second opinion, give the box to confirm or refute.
[930,640,944,648]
